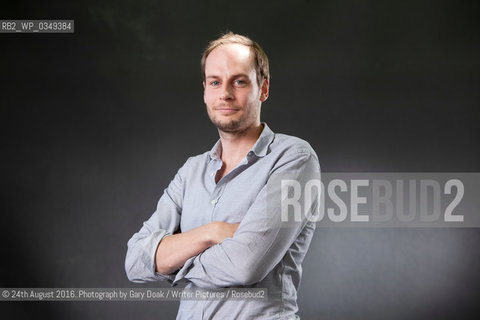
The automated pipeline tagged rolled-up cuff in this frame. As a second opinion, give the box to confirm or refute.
[126,229,177,283]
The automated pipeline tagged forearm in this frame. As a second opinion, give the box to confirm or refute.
[155,225,212,274]
[155,222,239,275]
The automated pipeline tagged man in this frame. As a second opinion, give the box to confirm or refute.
[125,32,320,319]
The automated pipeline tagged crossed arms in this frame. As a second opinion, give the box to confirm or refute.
[125,149,320,287]
[154,221,239,275]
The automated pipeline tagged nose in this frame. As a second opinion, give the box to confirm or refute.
[219,83,234,101]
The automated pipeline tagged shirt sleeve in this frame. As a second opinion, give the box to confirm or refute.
[173,148,320,288]
[124,158,189,283]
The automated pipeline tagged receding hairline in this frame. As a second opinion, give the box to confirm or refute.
[203,43,256,75]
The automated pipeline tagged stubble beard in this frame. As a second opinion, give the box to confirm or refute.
[207,104,259,134]
[211,116,243,133]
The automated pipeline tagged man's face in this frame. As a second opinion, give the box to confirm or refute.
[203,43,268,133]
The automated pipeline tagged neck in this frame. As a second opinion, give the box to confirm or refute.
[218,123,263,165]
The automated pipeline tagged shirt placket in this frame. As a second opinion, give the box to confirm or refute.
[207,156,251,222]
[208,159,222,222]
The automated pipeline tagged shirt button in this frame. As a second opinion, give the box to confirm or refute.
[210,199,217,205]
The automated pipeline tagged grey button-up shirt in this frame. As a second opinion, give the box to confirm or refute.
[125,123,320,319]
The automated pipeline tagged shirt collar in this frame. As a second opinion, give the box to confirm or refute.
[208,122,275,160]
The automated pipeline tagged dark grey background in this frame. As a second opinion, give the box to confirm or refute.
[1,0,479,319]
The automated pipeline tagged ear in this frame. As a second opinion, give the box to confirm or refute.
[260,78,269,102]
[203,81,206,104]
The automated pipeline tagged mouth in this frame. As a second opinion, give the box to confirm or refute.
[214,106,241,115]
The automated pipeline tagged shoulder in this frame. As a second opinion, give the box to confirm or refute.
[179,150,211,170]
[265,132,321,175]
[270,133,319,161]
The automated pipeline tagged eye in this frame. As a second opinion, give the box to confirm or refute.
[209,80,220,86]
[234,79,247,86]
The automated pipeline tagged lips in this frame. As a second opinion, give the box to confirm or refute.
[214,106,240,114]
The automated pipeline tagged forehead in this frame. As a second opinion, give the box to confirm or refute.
[204,43,255,77]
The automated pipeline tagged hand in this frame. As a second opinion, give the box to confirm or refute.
[208,221,240,245]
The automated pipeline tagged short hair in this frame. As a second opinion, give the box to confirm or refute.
[201,32,270,86]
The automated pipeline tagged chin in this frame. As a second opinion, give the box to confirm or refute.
[212,119,244,132]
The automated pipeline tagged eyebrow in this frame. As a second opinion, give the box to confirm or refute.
[205,73,250,80]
